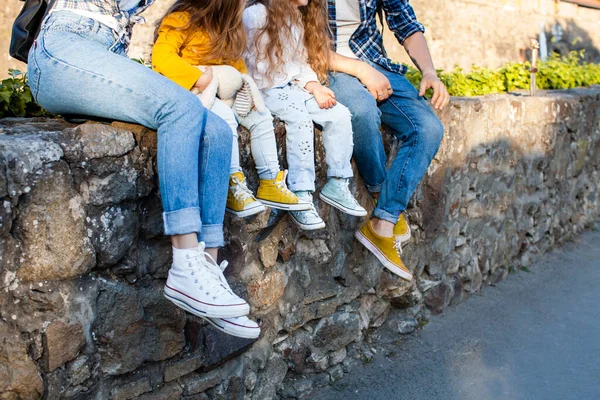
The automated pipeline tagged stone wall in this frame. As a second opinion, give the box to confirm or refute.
[3,0,600,78]
[1,87,599,399]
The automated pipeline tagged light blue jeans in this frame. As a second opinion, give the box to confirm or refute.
[28,11,232,247]
[328,67,444,224]
[263,83,354,192]
[208,98,280,179]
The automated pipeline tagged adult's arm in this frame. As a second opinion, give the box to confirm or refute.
[329,51,393,101]
[403,32,449,110]
[380,0,449,109]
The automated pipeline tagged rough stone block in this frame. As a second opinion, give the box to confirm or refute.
[110,377,152,400]
[247,270,285,309]
[44,321,85,371]
[313,311,361,351]
[0,321,44,399]
[15,161,95,282]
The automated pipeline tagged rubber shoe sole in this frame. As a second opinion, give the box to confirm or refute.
[164,285,250,318]
[226,203,266,218]
[258,198,312,211]
[203,316,261,339]
[319,192,367,217]
[289,213,326,231]
[354,230,413,281]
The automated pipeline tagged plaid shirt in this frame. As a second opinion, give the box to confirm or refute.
[328,0,424,74]
[52,0,153,51]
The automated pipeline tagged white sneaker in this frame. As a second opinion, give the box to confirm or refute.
[204,315,260,339]
[200,248,261,339]
[319,178,367,217]
[289,191,326,230]
[164,243,250,318]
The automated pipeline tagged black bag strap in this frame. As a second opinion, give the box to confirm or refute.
[9,0,55,63]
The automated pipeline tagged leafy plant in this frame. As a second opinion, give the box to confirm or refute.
[405,50,600,97]
[0,69,51,118]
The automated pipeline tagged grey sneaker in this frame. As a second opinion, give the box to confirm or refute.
[289,191,326,230]
[319,178,367,217]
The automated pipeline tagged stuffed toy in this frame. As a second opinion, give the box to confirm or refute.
[191,65,265,117]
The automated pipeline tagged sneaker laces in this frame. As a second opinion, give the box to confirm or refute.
[231,176,253,203]
[338,179,361,207]
[394,239,404,255]
[274,170,298,200]
[184,243,236,299]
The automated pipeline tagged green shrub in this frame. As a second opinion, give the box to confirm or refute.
[0,69,51,119]
[1,51,600,119]
[405,50,600,97]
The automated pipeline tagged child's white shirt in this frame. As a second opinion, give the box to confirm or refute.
[243,3,319,90]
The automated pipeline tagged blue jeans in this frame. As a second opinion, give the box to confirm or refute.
[263,84,354,192]
[28,11,232,247]
[328,66,444,224]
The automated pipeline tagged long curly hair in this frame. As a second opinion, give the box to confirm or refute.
[251,0,331,84]
[156,0,247,63]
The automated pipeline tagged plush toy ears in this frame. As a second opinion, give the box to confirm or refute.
[241,74,266,113]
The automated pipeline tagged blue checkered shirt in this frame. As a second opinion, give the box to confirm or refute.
[51,0,153,51]
[328,0,424,74]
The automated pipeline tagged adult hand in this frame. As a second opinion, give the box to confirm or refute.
[359,65,393,102]
[419,70,449,110]
[194,66,213,92]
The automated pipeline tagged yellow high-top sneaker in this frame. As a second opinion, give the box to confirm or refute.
[256,171,312,211]
[372,196,412,246]
[355,220,413,281]
[226,172,266,218]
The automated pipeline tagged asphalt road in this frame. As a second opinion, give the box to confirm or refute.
[312,229,600,400]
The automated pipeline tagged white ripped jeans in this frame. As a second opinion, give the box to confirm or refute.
[263,83,354,192]
[207,98,280,180]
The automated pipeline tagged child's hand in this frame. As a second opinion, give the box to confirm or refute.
[309,84,337,109]
[194,66,213,92]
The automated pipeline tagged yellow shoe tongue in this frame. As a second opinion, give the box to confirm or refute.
[231,171,245,182]
[276,170,285,181]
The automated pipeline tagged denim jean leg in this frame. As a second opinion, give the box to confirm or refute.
[30,12,232,239]
[374,67,444,223]
[238,109,280,180]
[304,97,354,179]
[207,98,241,176]
[263,86,316,192]
[328,72,386,193]
[197,110,233,248]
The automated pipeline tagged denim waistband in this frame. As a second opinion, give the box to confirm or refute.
[42,11,126,53]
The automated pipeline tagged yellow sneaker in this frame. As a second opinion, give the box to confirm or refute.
[354,220,413,281]
[394,214,412,245]
[226,172,266,218]
[372,197,412,246]
[256,171,312,211]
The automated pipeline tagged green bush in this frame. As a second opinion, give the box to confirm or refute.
[405,50,600,97]
[0,69,51,119]
[1,51,599,119]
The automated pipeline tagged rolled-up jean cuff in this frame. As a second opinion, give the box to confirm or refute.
[366,183,382,194]
[197,224,225,248]
[288,182,316,192]
[327,167,354,179]
[163,207,202,236]
[373,207,399,224]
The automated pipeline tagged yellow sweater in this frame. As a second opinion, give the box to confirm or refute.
[152,12,248,90]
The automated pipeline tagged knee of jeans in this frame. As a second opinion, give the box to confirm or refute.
[347,94,379,126]
[249,116,275,139]
[422,115,445,150]
[205,113,234,155]
[162,91,205,126]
